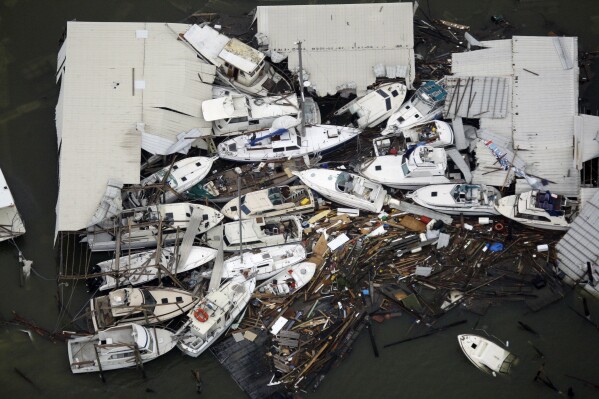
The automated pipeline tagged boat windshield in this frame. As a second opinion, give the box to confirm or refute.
[401,161,410,176]
[142,290,157,314]
[268,187,284,205]
[335,172,354,193]
[412,94,435,114]
[156,170,178,189]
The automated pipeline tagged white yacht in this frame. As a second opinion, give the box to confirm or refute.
[183,24,291,96]
[359,145,451,190]
[333,82,407,128]
[408,184,501,216]
[96,245,218,291]
[294,169,388,213]
[256,261,317,297]
[200,244,306,281]
[177,276,256,358]
[400,120,454,148]
[221,185,315,220]
[382,80,447,135]
[458,334,517,376]
[85,203,224,252]
[495,190,573,231]
[206,215,303,252]
[68,323,176,373]
[90,287,198,331]
[0,167,25,242]
[128,156,218,207]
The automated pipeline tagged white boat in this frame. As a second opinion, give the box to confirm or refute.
[85,203,224,252]
[220,185,315,220]
[203,93,300,136]
[90,287,198,331]
[256,261,317,297]
[95,245,218,291]
[408,184,501,216]
[183,24,291,96]
[68,323,176,373]
[494,190,573,231]
[294,169,388,213]
[400,120,454,148]
[128,156,218,206]
[333,82,407,128]
[206,215,303,252]
[177,276,256,357]
[217,119,361,162]
[0,167,25,242]
[458,334,517,376]
[200,244,306,281]
[382,80,447,135]
[359,145,452,190]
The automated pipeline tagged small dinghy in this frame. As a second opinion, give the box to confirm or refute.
[408,184,501,216]
[495,190,573,231]
[293,169,388,213]
[68,323,176,373]
[458,334,517,376]
[90,286,199,331]
[256,262,317,297]
[200,244,306,281]
[0,167,26,242]
[221,185,315,219]
[177,276,256,358]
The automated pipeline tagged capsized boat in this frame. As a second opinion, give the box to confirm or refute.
[294,169,388,213]
[95,245,218,291]
[382,80,447,135]
[408,184,501,216]
[458,334,517,376]
[206,215,303,252]
[0,167,25,242]
[68,323,176,373]
[177,276,256,357]
[200,244,306,281]
[127,156,218,207]
[85,203,224,252]
[359,145,453,190]
[221,185,315,220]
[256,261,317,297]
[333,82,407,128]
[494,190,573,231]
[217,116,361,162]
[90,287,198,331]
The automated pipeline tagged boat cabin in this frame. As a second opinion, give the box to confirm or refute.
[401,146,447,178]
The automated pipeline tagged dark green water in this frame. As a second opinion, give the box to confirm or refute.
[1,0,598,397]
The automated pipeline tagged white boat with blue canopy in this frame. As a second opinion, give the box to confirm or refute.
[495,190,574,231]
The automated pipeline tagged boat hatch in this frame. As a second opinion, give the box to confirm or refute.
[327,129,339,138]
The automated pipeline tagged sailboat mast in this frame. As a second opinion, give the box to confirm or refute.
[297,40,306,137]
[237,175,243,264]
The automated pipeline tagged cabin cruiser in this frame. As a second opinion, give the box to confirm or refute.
[458,334,517,376]
[408,184,501,216]
[0,166,25,242]
[177,276,256,358]
[90,287,198,331]
[400,120,454,148]
[333,82,407,128]
[221,185,315,219]
[294,169,388,213]
[68,323,176,373]
[495,190,574,231]
[382,81,447,135]
[256,261,317,297]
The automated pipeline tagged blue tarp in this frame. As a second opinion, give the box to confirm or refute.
[249,128,288,146]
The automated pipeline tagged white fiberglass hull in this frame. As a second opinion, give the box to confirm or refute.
[256,261,317,297]
[409,184,501,216]
[458,334,515,375]
[221,185,315,220]
[495,192,570,231]
[334,83,407,128]
[360,156,451,190]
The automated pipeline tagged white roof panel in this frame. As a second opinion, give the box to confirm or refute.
[574,114,599,168]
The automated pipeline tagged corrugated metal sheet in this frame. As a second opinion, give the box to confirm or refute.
[556,190,599,299]
[257,3,414,96]
[55,22,215,233]
[444,76,509,119]
[574,114,599,168]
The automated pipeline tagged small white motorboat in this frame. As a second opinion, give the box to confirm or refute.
[221,185,315,220]
[400,120,454,148]
[408,184,501,216]
[96,246,218,291]
[458,334,517,376]
[495,190,573,231]
[85,203,224,252]
[333,82,407,128]
[294,169,388,213]
[68,323,176,373]
[90,286,198,331]
[256,261,317,297]
[383,80,447,135]
[128,156,218,207]
[177,276,256,358]
[359,145,452,190]
[201,244,306,281]
[206,215,303,252]
[0,167,25,242]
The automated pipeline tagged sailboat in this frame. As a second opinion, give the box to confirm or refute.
[256,261,317,297]
[220,185,315,219]
[0,167,25,242]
